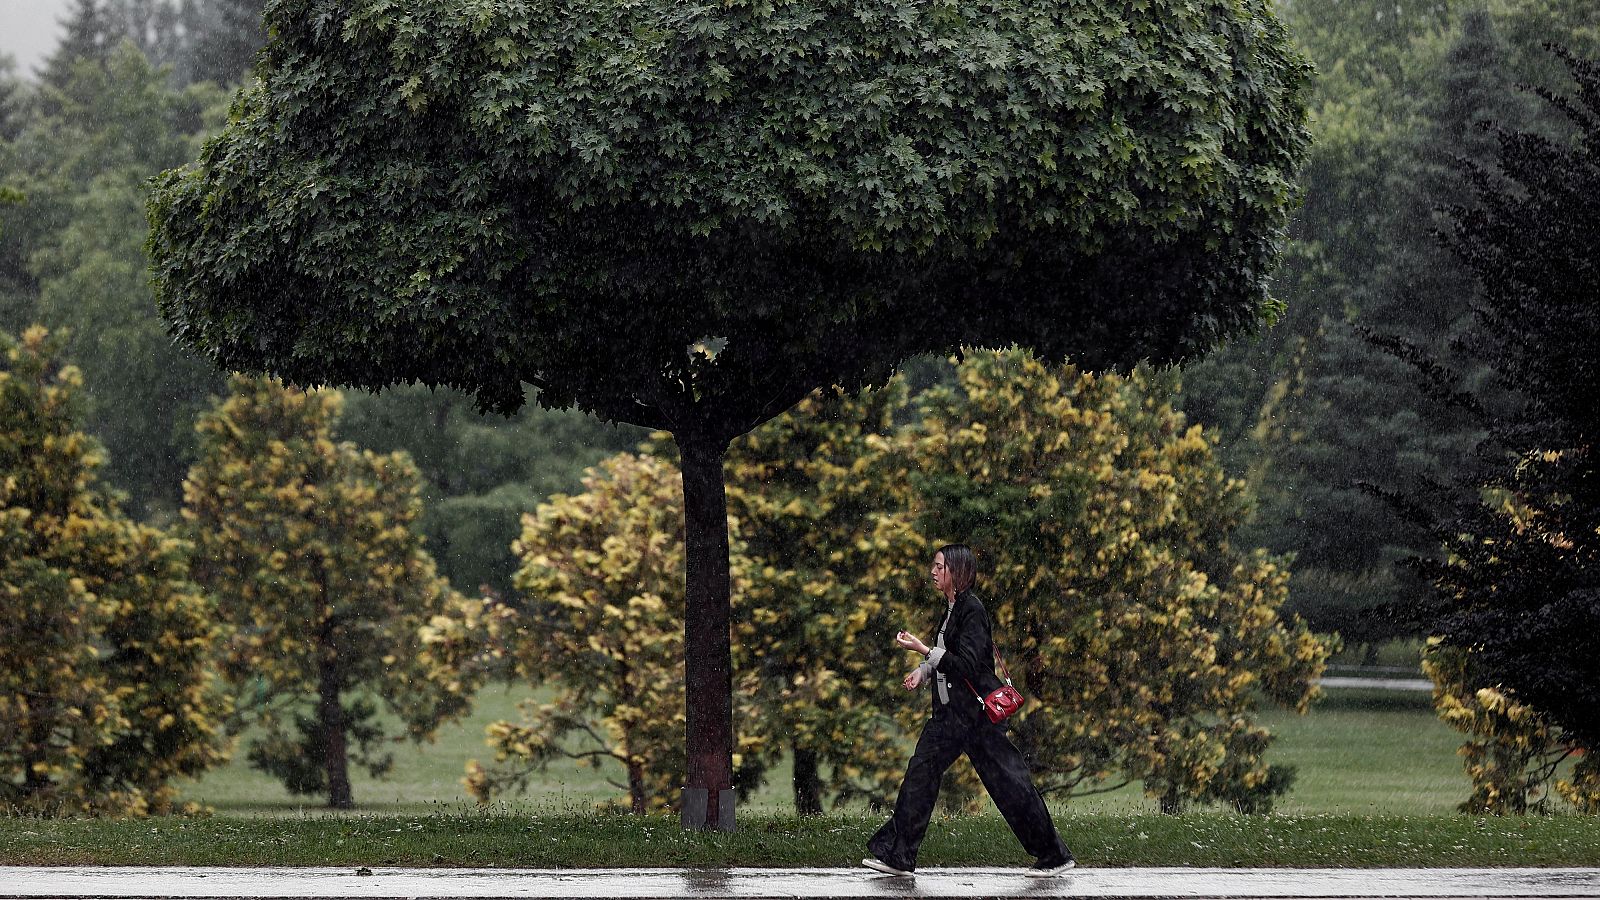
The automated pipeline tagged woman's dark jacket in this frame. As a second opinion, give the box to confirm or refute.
[927,588,1005,723]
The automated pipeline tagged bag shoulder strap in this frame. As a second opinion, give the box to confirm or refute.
[991,643,1015,686]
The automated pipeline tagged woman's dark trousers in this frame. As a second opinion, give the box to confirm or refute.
[868,708,1070,871]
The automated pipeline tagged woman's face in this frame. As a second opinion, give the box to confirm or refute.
[931,552,953,595]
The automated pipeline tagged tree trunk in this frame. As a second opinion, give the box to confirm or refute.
[317,629,353,810]
[616,658,648,815]
[792,743,823,817]
[21,741,48,799]
[678,437,734,831]
[1159,785,1182,815]
[628,752,647,816]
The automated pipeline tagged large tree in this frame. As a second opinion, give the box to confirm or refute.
[148,0,1312,828]
[1384,46,1600,811]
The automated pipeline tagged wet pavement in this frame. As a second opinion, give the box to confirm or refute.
[1,866,1597,899]
[1318,677,1432,692]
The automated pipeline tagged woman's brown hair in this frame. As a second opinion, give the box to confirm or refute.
[936,543,977,593]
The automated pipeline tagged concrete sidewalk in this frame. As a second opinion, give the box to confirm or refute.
[2,866,1598,899]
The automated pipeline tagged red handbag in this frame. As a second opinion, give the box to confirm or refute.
[969,643,1026,724]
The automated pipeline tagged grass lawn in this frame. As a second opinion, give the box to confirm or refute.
[172,683,1469,818]
[6,684,1598,867]
[4,810,1600,867]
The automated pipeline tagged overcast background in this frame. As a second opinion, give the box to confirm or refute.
[3,1,73,78]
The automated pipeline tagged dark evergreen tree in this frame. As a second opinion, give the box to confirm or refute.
[39,0,114,89]
[1383,45,1600,750]
[1280,8,1518,646]
[107,0,186,70]
[0,56,25,143]
[1176,0,1462,611]
[1184,5,1532,650]
[40,0,187,89]
[0,59,34,333]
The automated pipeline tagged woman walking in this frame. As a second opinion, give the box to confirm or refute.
[864,543,1076,877]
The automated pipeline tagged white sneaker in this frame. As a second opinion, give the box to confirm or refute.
[861,857,913,876]
[1025,857,1077,877]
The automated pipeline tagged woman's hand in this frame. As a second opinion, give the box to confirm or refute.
[895,630,929,655]
[903,668,925,690]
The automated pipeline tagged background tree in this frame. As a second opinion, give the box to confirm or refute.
[38,0,265,90]
[148,0,1313,828]
[1267,6,1515,647]
[469,453,766,814]
[337,385,646,597]
[183,375,485,809]
[0,168,27,330]
[1177,0,1600,652]
[39,0,119,90]
[0,326,228,815]
[177,0,267,87]
[3,43,225,517]
[1382,47,1600,814]
[725,384,922,815]
[882,349,1331,813]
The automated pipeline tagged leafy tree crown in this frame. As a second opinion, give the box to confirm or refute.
[149,0,1311,431]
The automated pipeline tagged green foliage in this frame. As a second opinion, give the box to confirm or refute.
[336,385,646,595]
[0,325,229,815]
[472,453,759,813]
[1175,0,1596,648]
[0,173,26,331]
[182,375,490,808]
[879,349,1332,814]
[510,351,1331,816]
[1391,47,1600,815]
[726,384,922,814]
[1495,0,1600,93]
[1423,645,1573,814]
[40,1,125,90]
[1274,7,1518,645]
[3,42,226,515]
[148,0,1314,822]
[149,0,1313,427]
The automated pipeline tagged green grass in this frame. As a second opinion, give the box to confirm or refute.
[1254,689,1467,815]
[6,685,1595,867]
[3,810,1599,867]
[176,685,1466,818]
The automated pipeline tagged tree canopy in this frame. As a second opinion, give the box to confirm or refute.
[149,0,1312,430]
